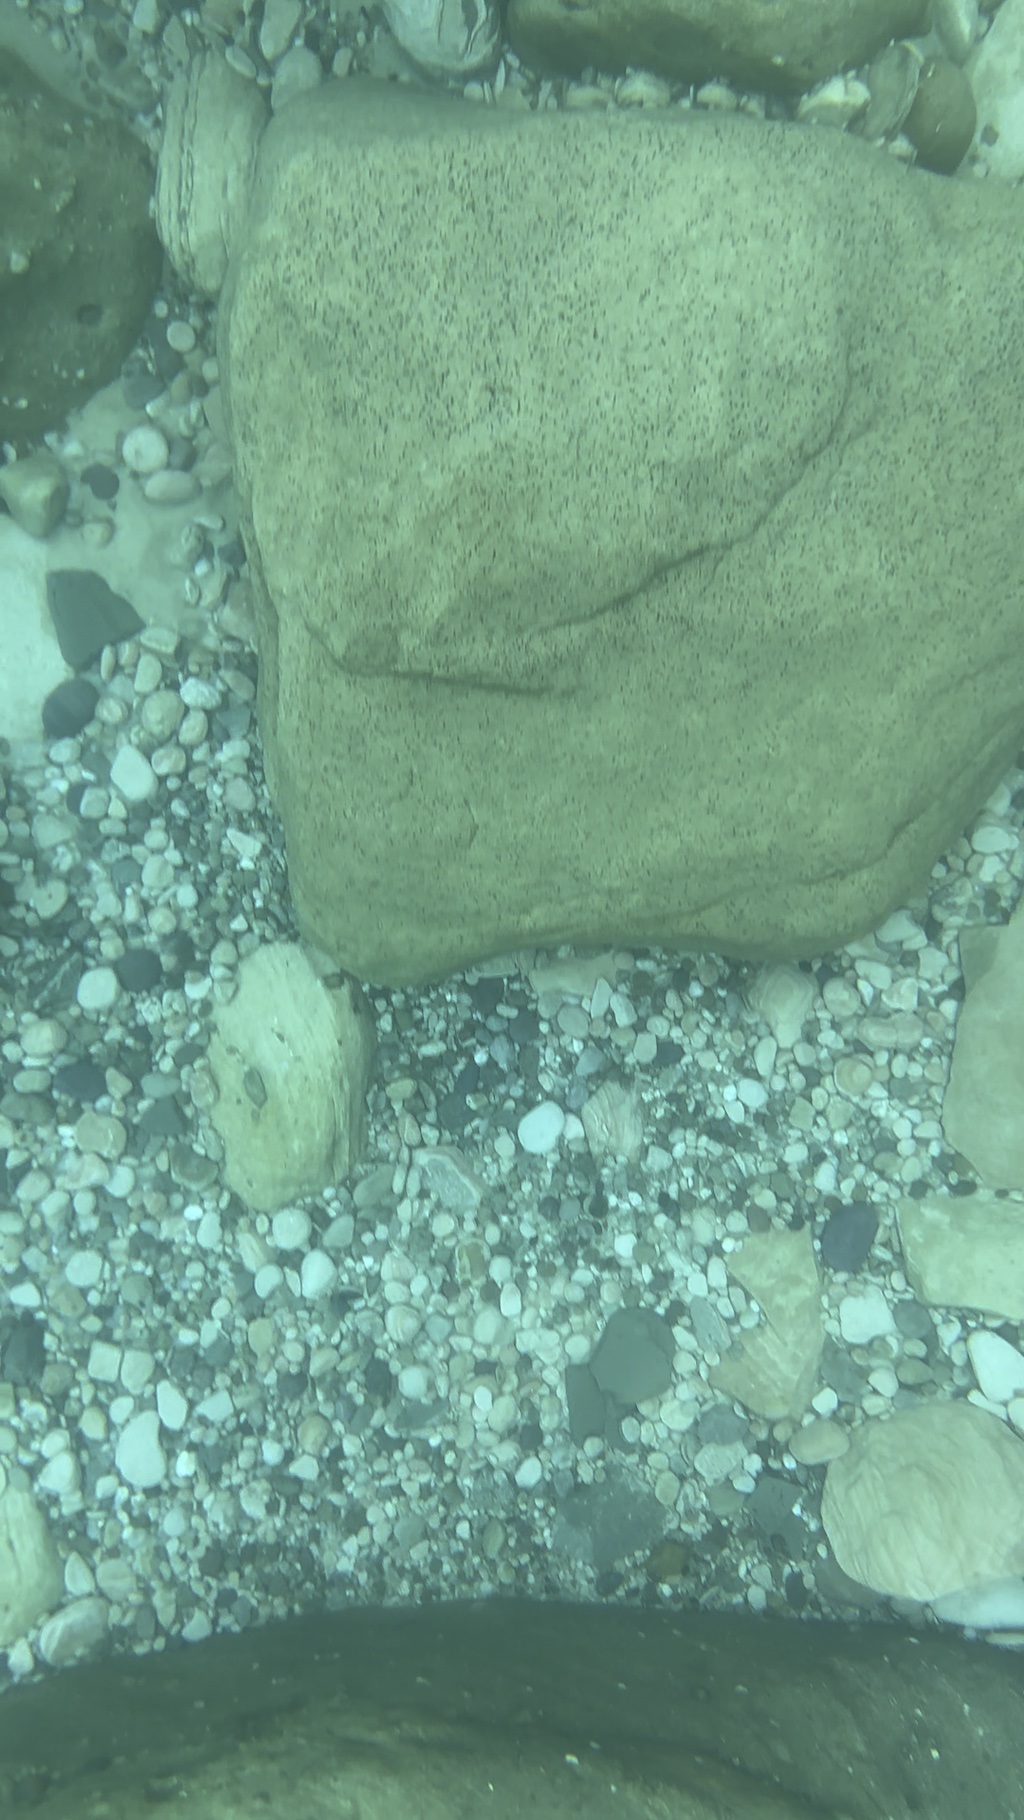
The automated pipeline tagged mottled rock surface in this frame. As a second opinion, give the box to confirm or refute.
[0,52,160,450]
[506,0,927,93]
[219,82,1024,984]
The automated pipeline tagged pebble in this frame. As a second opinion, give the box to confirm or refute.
[300,1250,337,1298]
[115,1410,166,1488]
[398,1364,431,1401]
[122,424,170,476]
[110,744,157,804]
[142,469,200,505]
[20,1018,65,1060]
[74,1112,127,1159]
[271,1208,312,1249]
[517,1101,565,1154]
[156,1381,189,1430]
[76,966,120,1013]
[967,1330,1024,1404]
[838,1284,895,1343]
[140,689,185,740]
[68,1251,104,1290]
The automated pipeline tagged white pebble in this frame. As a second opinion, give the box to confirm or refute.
[122,424,169,476]
[67,1249,103,1289]
[271,1207,311,1250]
[115,1409,166,1488]
[156,1381,189,1430]
[514,1455,543,1489]
[517,1100,565,1155]
[110,744,157,804]
[86,1340,121,1381]
[385,1304,423,1344]
[76,965,119,1013]
[254,1263,284,1298]
[838,1285,895,1344]
[736,1077,768,1111]
[499,1281,522,1319]
[300,1249,337,1298]
[398,1363,431,1401]
[968,1330,1024,1404]
[20,1017,65,1059]
[165,319,196,353]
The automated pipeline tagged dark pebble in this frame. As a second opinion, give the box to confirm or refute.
[0,1312,46,1387]
[81,463,119,501]
[121,366,164,411]
[114,948,162,991]
[53,1058,107,1102]
[818,1202,878,1273]
[41,677,99,738]
[46,569,143,670]
[138,1098,188,1139]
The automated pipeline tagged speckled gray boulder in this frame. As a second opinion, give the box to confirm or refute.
[217,82,1024,985]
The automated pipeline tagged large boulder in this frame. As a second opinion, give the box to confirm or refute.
[215,81,1024,985]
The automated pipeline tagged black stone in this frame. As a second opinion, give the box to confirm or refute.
[114,948,162,992]
[80,462,119,501]
[53,1057,107,1102]
[46,569,142,670]
[818,1202,878,1273]
[41,676,98,738]
[138,1097,188,1139]
[121,365,164,411]
[0,1311,46,1387]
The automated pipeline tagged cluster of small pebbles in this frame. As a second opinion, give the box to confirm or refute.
[11,0,995,183]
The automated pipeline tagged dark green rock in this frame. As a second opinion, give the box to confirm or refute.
[0,53,161,451]
[45,569,142,670]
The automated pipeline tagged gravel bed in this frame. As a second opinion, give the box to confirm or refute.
[1,0,1021,1679]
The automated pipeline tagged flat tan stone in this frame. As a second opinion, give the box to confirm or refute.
[203,942,375,1212]
[709,1226,823,1420]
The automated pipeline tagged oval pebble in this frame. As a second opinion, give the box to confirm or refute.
[517,1101,565,1155]
[114,1409,166,1488]
[300,1249,336,1298]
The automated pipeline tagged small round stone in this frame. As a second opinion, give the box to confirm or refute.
[271,1207,312,1249]
[300,1249,337,1298]
[114,949,163,992]
[143,469,200,505]
[514,1455,543,1489]
[20,1017,65,1059]
[122,424,170,476]
[76,966,120,1013]
[140,690,185,740]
